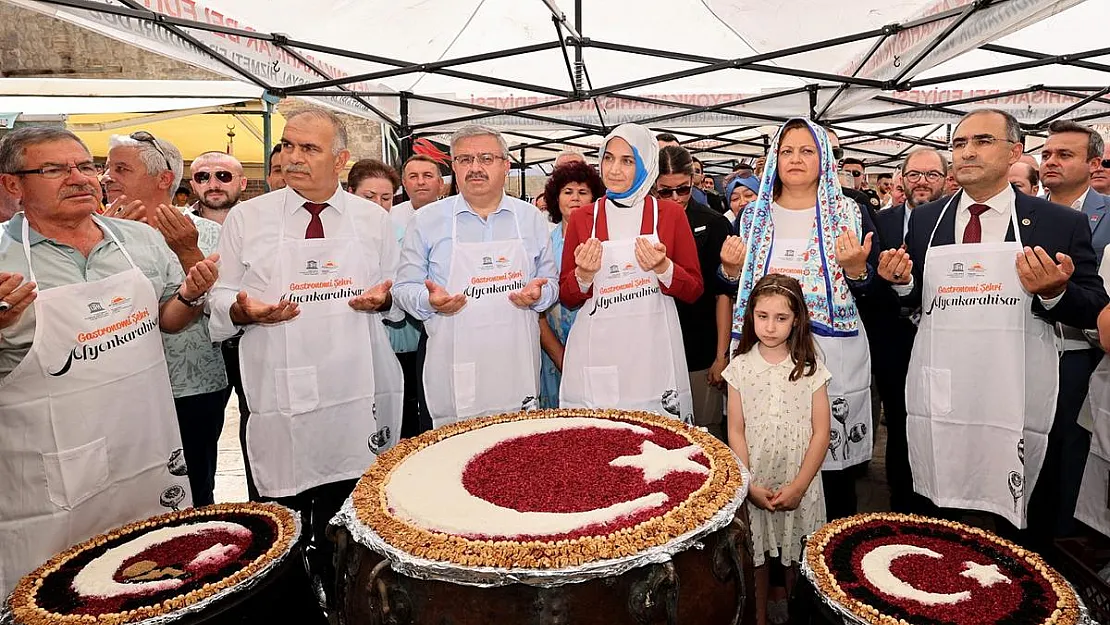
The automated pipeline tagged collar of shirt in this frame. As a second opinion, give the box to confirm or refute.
[453,193,511,217]
[1072,187,1094,210]
[958,183,1014,218]
[3,212,125,246]
[283,184,346,217]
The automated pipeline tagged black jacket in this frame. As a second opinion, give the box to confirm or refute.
[675,200,732,371]
[901,189,1108,329]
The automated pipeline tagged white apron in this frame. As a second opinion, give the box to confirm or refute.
[906,197,1058,528]
[1076,357,1110,536]
[423,198,540,428]
[561,198,694,422]
[767,233,873,470]
[239,193,402,498]
[0,215,189,596]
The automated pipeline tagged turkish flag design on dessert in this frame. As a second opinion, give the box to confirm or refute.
[385,417,712,542]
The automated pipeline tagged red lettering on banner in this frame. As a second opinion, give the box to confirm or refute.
[179,0,196,21]
[224,17,240,44]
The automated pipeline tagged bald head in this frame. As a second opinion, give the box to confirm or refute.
[189,150,248,218]
[1008,161,1039,196]
[190,151,244,176]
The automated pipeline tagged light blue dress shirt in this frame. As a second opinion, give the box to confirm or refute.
[393,194,559,320]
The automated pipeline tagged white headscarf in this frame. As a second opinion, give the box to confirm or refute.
[600,123,659,208]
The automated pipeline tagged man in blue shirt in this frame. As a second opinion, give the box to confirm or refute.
[393,125,558,427]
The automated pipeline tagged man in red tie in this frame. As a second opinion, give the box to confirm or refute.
[876,108,1108,550]
[208,108,404,598]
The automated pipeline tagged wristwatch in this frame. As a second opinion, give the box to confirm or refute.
[176,292,207,308]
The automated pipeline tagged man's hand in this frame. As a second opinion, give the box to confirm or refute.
[150,204,200,258]
[573,238,603,283]
[835,230,872,277]
[877,247,913,285]
[1016,246,1074,299]
[231,290,299,325]
[720,236,746,278]
[634,237,670,274]
[349,280,392,312]
[179,254,220,301]
[708,355,727,389]
[108,195,146,222]
[0,273,36,331]
[425,280,467,314]
[508,278,547,308]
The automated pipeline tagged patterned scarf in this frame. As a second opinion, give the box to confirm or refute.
[730,118,862,343]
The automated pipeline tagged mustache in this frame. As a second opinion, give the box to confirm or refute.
[60,185,97,198]
[284,164,311,174]
[466,173,488,181]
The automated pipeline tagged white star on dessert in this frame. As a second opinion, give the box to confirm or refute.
[960,561,1010,587]
[609,441,710,482]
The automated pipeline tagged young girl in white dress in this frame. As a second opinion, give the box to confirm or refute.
[722,273,831,625]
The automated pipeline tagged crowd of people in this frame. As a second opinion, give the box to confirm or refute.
[2,105,1110,625]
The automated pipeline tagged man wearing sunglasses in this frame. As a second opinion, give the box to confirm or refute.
[189,151,247,226]
[105,132,228,509]
[1092,143,1110,195]
[0,127,218,596]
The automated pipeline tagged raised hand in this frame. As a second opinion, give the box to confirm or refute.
[1016,246,1074,299]
[0,273,37,330]
[151,204,200,257]
[508,278,547,308]
[877,247,913,285]
[232,290,299,325]
[573,238,603,283]
[425,280,467,314]
[108,195,146,222]
[349,280,392,312]
[835,230,872,277]
[634,237,670,274]
[720,235,747,278]
[180,254,220,301]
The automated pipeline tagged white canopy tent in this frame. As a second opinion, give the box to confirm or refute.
[4,0,1110,172]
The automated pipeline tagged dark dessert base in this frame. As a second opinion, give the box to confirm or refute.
[335,510,758,625]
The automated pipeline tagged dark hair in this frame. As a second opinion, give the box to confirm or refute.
[1047,119,1105,160]
[271,143,282,157]
[734,273,819,382]
[957,108,1022,144]
[402,153,444,176]
[877,173,892,181]
[657,132,679,144]
[347,159,401,193]
[541,161,605,223]
[901,148,948,176]
[841,157,865,169]
[658,145,694,176]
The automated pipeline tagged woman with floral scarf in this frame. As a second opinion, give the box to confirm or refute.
[720,118,881,520]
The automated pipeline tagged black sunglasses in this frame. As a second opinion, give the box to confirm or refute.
[192,170,235,184]
[657,185,692,198]
[1102,158,1110,169]
[832,147,845,161]
[130,131,172,172]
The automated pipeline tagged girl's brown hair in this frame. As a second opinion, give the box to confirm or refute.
[734,273,819,382]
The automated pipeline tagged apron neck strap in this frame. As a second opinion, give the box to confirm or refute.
[279,188,358,242]
[452,196,522,242]
[929,190,1023,248]
[21,214,137,285]
[591,197,659,239]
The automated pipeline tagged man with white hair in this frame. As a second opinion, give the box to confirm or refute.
[394,124,558,427]
[104,132,228,507]
[208,108,403,587]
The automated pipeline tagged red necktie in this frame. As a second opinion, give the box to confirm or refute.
[304,202,327,239]
[962,203,990,244]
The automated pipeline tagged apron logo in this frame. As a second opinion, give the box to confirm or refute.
[588,278,660,316]
[368,426,391,453]
[661,389,681,418]
[87,301,105,314]
[167,448,188,476]
[49,310,158,377]
[159,485,186,511]
[522,395,538,411]
[925,282,1018,315]
[1007,471,1024,513]
[301,259,338,276]
[831,397,856,461]
[479,256,511,272]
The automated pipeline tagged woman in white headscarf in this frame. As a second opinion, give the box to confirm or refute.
[558,124,704,421]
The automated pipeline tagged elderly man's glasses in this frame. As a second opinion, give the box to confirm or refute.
[454,153,505,167]
[192,170,235,184]
[10,161,98,179]
[903,170,945,183]
[130,131,172,172]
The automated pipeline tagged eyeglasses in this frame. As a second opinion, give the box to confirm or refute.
[903,170,945,183]
[950,135,1013,151]
[453,153,505,167]
[192,170,235,184]
[9,161,98,179]
[130,131,172,172]
[832,147,845,161]
[656,184,693,199]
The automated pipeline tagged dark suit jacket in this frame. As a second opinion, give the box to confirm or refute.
[857,203,913,363]
[901,188,1108,329]
[1081,190,1110,264]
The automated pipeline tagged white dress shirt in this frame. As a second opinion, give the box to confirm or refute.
[208,185,402,342]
